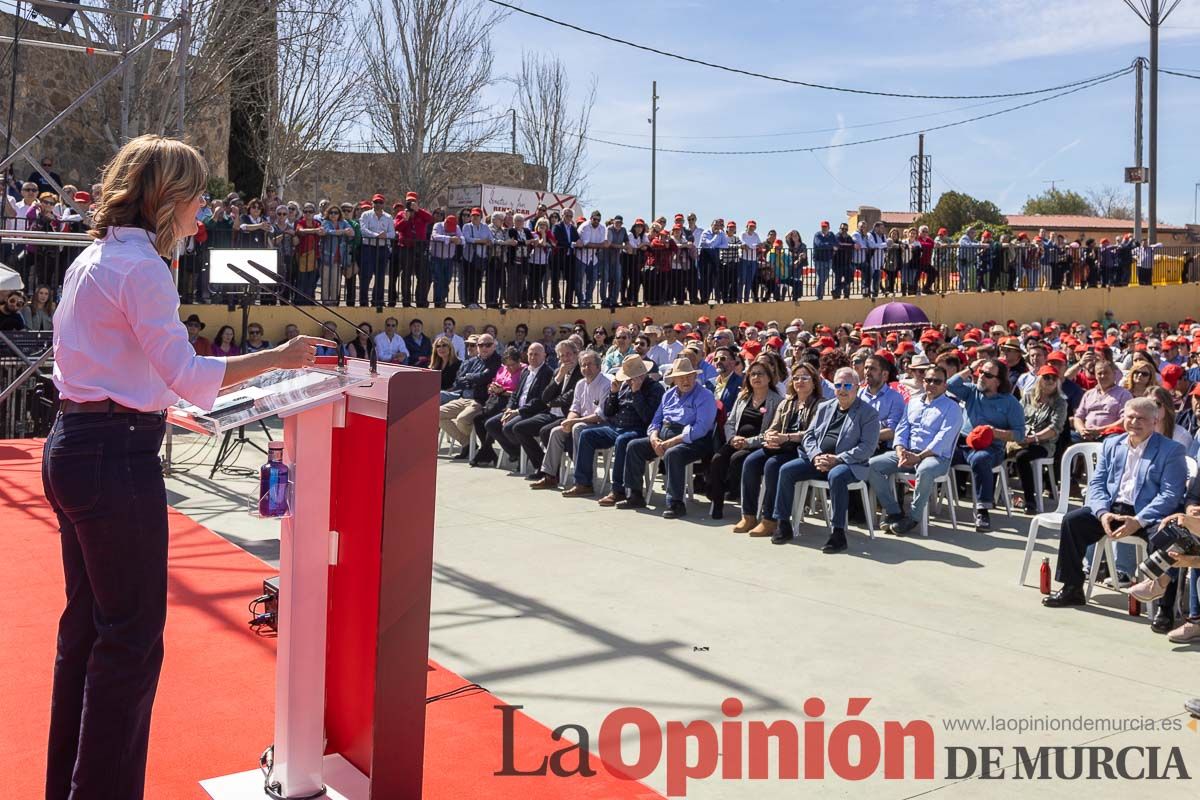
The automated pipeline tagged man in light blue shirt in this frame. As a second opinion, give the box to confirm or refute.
[868,365,964,536]
[857,354,904,454]
[617,357,716,519]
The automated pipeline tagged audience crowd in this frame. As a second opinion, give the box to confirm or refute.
[5,166,1195,320]
[425,308,1200,646]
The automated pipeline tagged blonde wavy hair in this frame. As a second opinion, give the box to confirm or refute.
[90,135,207,257]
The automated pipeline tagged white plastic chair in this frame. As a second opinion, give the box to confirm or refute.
[1027,456,1059,513]
[952,461,1013,516]
[559,447,612,495]
[792,478,875,539]
[888,472,959,538]
[644,458,695,505]
[1017,442,1103,586]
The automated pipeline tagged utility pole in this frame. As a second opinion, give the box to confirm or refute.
[1042,179,1064,192]
[650,81,659,220]
[1135,57,1144,242]
[1194,181,1199,224]
[1148,2,1160,244]
[1126,2,1182,245]
[511,109,517,155]
[916,133,925,213]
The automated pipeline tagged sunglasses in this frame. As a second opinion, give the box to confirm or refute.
[923,377,945,385]
[793,374,813,382]
[249,329,263,335]
[1040,375,1058,381]
[978,372,999,380]
[1132,372,1151,379]
[833,382,855,391]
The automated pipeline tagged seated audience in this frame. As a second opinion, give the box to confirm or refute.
[470,346,524,466]
[947,358,1025,531]
[531,350,609,490]
[1011,365,1069,513]
[736,362,822,535]
[568,354,665,500]
[1044,397,1187,610]
[481,342,553,466]
[510,340,583,470]
[749,367,880,552]
[868,364,963,536]
[705,360,780,519]
[438,333,500,455]
[618,357,718,519]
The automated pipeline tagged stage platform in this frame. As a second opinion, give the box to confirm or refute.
[0,439,658,799]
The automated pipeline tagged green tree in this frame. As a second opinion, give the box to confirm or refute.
[916,191,1005,236]
[1020,188,1096,216]
[953,220,1013,240]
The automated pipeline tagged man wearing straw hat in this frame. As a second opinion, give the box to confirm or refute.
[568,354,665,501]
[616,356,717,519]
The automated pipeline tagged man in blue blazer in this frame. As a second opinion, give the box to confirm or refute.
[1044,396,1188,607]
[750,367,880,552]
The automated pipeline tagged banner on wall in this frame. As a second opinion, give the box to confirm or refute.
[448,184,578,218]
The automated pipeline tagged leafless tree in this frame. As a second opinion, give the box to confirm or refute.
[1085,185,1134,220]
[511,51,594,199]
[357,0,506,201]
[242,0,359,197]
[64,1,271,152]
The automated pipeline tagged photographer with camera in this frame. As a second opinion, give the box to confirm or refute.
[1127,485,1200,641]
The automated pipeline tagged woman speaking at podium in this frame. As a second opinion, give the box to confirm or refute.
[42,135,328,800]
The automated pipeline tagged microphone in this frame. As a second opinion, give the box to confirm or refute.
[244,260,379,374]
[227,265,350,373]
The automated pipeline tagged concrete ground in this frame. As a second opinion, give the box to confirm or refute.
[165,424,1200,799]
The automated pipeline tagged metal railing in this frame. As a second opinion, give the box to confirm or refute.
[177,237,1198,309]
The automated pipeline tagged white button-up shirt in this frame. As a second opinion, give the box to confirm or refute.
[570,372,611,417]
[1115,436,1148,508]
[359,210,394,244]
[374,331,409,363]
[53,227,226,412]
[576,221,607,265]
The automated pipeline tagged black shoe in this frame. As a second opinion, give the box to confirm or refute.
[1042,585,1086,607]
[1151,606,1174,634]
[881,514,903,534]
[974,509,992,532]
[891,517,919,536]
[709,500,724,520]
[617,492,647,510]
[663,503,687,519]
[470,452,497,467]
[771,521,794,545]
[453,450,471,461]
[821,529,848,554]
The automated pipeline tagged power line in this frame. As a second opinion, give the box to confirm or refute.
[588,96,1018,141]
[558,67,1132,156]
[487,0,1133,101]
[1161,68,1200,79]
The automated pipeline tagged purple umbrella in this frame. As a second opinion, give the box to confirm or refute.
[862,301,930,332]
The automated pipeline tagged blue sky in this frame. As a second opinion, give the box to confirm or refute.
[481,0,1200,233]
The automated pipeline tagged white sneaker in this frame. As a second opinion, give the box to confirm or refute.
[1168,621,1200,643]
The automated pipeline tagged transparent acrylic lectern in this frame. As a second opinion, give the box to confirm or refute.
[171,359,440,800]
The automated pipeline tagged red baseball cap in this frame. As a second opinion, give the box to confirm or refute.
[1161,363,1184,391]
[372,194,386,203]
[1046,351,1068,364]
[1036,365,1060,378]
[697,316,711,324]
[966,425,994,450]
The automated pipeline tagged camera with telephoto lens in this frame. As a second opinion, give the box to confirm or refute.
[1135,521,1200,582]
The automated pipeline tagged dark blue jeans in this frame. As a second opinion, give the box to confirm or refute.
[575,425,640,489]
[740,447,798,518]
[359,244,387,307]
[42,411,169,800]
[624,435,713,506]
[772,454,857,530]
[952,443,1004,509]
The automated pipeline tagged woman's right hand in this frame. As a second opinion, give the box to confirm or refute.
[274,336,336,370]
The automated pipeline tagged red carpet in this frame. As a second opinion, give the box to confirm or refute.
[0,440,660,799]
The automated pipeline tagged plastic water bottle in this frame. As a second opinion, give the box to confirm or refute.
[1039,557,1051,595]
[259,442,290,517]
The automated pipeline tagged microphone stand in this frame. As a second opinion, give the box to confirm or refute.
[226,265,349,373]
[243,259,379,376]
